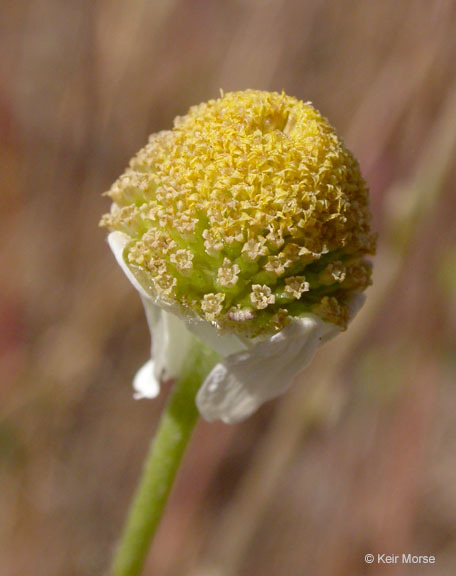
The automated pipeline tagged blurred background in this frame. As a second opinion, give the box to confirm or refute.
[1,1,456,575]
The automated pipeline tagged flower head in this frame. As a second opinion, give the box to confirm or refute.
[101,90,376,423]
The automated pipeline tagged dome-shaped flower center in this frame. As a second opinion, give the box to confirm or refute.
[101,90,376,337]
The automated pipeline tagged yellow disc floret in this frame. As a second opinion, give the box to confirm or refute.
[101,90,376,336]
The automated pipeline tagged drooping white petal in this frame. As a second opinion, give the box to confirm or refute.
[133,359,159,399]
[130,299,195,400]
[109,231,195,398]
[109,229,367,423]
[196,315,329,424]
[196,293,368,423]
[185,318,248,357]
[141,295,195,382]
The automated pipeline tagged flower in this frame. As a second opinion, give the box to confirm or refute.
[101,90,376,423]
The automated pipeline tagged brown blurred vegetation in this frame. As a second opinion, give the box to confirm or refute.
[1,1,456,575]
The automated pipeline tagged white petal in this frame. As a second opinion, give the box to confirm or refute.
[196,315,327,423]
[109,231,196,398]
[196,292,367,423]
[186,319,248,356]
[109,228,368,419]
[133,359,159,399]
[196,293,368,423]
[131,301,195,400]
[141,295,195,382]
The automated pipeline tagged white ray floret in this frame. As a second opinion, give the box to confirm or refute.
[108,232,365,424]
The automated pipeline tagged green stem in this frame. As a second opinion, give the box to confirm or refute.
[111,340,219,576]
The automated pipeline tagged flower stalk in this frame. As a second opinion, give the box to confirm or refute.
[111,340,219,576]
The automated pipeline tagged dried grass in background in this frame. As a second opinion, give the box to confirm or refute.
[1,1,456,575]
